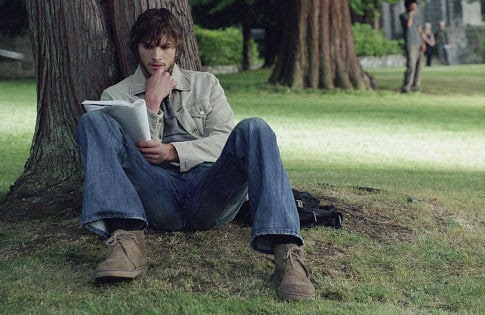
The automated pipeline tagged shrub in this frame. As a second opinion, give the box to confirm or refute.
[194,26,260,66]
[352,23,403,57]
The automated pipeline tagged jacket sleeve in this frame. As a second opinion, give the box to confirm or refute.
[171,75,234,172]
[99,85,164,142]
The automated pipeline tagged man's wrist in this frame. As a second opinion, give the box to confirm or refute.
[145,99,161,113]
[165,143,179,162]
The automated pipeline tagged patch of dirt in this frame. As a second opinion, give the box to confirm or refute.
[313,183,422,244]
[334,201,414,244]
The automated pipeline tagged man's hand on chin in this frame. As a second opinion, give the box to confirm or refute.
[144,69,177,113]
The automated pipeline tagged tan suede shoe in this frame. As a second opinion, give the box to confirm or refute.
[273,244,316,300]
[94,230,147,283]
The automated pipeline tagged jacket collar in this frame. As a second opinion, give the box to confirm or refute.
[129,64,190,96]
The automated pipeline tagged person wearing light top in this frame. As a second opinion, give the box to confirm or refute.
[76,8,315,301]
[400,0,423,93]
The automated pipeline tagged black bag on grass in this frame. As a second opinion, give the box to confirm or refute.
[292,189,343,228]
[235,189,343,228]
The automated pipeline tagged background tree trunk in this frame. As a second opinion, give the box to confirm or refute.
[262,0,283,68]
[269,0,370,90]
[241,23,252,71]
[0,0,200,220]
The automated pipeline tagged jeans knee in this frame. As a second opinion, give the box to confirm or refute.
[77,111,119,136]
[238,116,267,127]
[78,112,99,133]
[77,112,124,149]
[236,117,275,138]
[78,111,109,127]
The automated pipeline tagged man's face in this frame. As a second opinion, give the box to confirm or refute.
[409,3,418,13]
[138,38,177,77]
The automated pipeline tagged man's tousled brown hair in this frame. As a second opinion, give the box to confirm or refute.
[130,8,184,58]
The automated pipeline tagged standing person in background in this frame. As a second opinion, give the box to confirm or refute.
[423,22,436,67]
[400,0,423,93]
[435,21,451,65]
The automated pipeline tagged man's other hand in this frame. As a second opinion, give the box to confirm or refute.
[135,140,179,164]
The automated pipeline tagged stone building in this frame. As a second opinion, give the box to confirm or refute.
[381,0,485,64]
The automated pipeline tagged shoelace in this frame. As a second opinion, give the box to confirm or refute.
[105,230,138,246]
[284,247,309,274]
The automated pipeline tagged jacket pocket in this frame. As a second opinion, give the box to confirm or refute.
[186,100,210,135]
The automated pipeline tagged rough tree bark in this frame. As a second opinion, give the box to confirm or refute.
[0,0,200,220]
[269,0,370,90]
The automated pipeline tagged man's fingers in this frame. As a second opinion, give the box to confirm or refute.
[138,147,161,156]
[136,140,156,147]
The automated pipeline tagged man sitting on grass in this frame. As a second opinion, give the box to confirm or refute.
[76,8,315,301]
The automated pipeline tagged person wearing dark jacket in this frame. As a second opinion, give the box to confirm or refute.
[435,20,451,65]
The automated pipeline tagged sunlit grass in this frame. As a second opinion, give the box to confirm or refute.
[236,93,484,172]
[219,67,485,213]
[0,79,36,192]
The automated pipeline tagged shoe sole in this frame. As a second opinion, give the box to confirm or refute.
[277,287,316,301]
[94,267,146,283]
[273,275,316,301]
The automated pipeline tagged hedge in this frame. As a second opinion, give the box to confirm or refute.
[195,23,402,66]
[194,26,260,66]
[352,23,403,57]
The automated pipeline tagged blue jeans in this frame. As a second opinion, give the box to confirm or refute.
[76,112,302,253]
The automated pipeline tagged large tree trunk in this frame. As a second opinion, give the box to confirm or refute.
[0,0,200,220]
[269,0,370,90]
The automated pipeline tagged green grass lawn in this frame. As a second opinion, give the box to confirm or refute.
[1,65,484,314]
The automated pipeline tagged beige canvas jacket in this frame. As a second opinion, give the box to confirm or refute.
[100,64,235,172]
